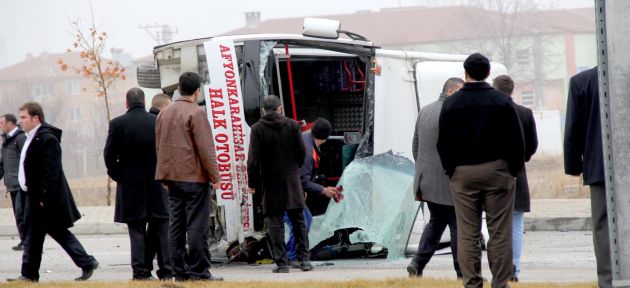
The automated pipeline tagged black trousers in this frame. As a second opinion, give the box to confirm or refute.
[9,189,26,242]
[21,195,95,280]
[127,218,171,279]
[412,201,462,277]
[267,208,310,266]
[166,181,212,280]
[589,184,613,288]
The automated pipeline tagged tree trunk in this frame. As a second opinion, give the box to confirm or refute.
[103,88,112,206]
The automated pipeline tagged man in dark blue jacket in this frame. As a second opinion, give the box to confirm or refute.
[564,67,611,288]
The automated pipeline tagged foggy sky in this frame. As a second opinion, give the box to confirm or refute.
[1,0,593,69]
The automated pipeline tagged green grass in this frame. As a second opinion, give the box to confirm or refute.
[0,278,597,288]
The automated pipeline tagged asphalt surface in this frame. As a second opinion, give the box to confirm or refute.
[0,231,598,283]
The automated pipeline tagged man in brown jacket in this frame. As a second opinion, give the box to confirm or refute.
[155,72,222,281]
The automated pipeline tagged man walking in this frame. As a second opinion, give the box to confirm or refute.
[7,102,98,282]
[493,75,538,282]
[407,77,464,279]
[155,72,222,281]
[564,67,612,288]
[437,53,524,288]
[247,95,312,273]
[104,88,171,280]
[0,114,27,251]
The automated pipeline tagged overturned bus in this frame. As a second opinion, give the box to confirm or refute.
[139,18,506,260]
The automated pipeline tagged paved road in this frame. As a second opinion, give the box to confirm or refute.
[0,231,597,283]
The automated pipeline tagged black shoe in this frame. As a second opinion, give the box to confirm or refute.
[289,260,301,268]
[132,275,156,281]
[406,262,422,278]
[12,242,24,251]
[7,276,37,282]
[75,259,99,281]
[299,261,313,271]
[272,265,290,273]
[511,265,519,282]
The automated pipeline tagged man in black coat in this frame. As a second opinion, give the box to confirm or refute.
[0,113,27,251]
[284,118,336,266]
[437,53,525,288]
[493,75,538,282]
[7,102,98,282]
[247,95,312,273]
[563,67,612,288]
[104,88,171,280]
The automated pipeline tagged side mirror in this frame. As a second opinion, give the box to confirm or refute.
[302,18,340,39]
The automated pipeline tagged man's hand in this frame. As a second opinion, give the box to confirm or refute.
[246,186,256,194]
[323,186,338,198]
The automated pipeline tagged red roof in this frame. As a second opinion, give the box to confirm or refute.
[223,6,595,46]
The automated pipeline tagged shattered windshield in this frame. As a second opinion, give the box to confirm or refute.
[309,152,420,259]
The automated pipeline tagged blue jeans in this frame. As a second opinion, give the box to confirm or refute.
[284,208,313,261]
[512,211,525,277]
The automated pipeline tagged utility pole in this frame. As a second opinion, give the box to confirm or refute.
[139,23,177,45]
[595,0,630,286]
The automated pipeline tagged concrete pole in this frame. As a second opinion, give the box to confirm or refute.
[594,0,630,286]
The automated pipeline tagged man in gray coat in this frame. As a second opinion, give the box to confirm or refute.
[0,114,27,251]
[407,77,464,279]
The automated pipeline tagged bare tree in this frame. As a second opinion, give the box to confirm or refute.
[443,0,562,109]
[57,4,126,206]
[458,0,540,74]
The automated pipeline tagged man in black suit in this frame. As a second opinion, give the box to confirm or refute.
[104,88,171,280]
[564,67,612,288]
[493,75,538,282]
[7,102,98,282]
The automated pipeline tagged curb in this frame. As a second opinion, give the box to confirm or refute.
[525,217,591,232]
[0,217,592,237]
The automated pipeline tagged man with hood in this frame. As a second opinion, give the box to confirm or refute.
[247,95,312,273]
[0,113,27,251]
[7,102,98,282]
